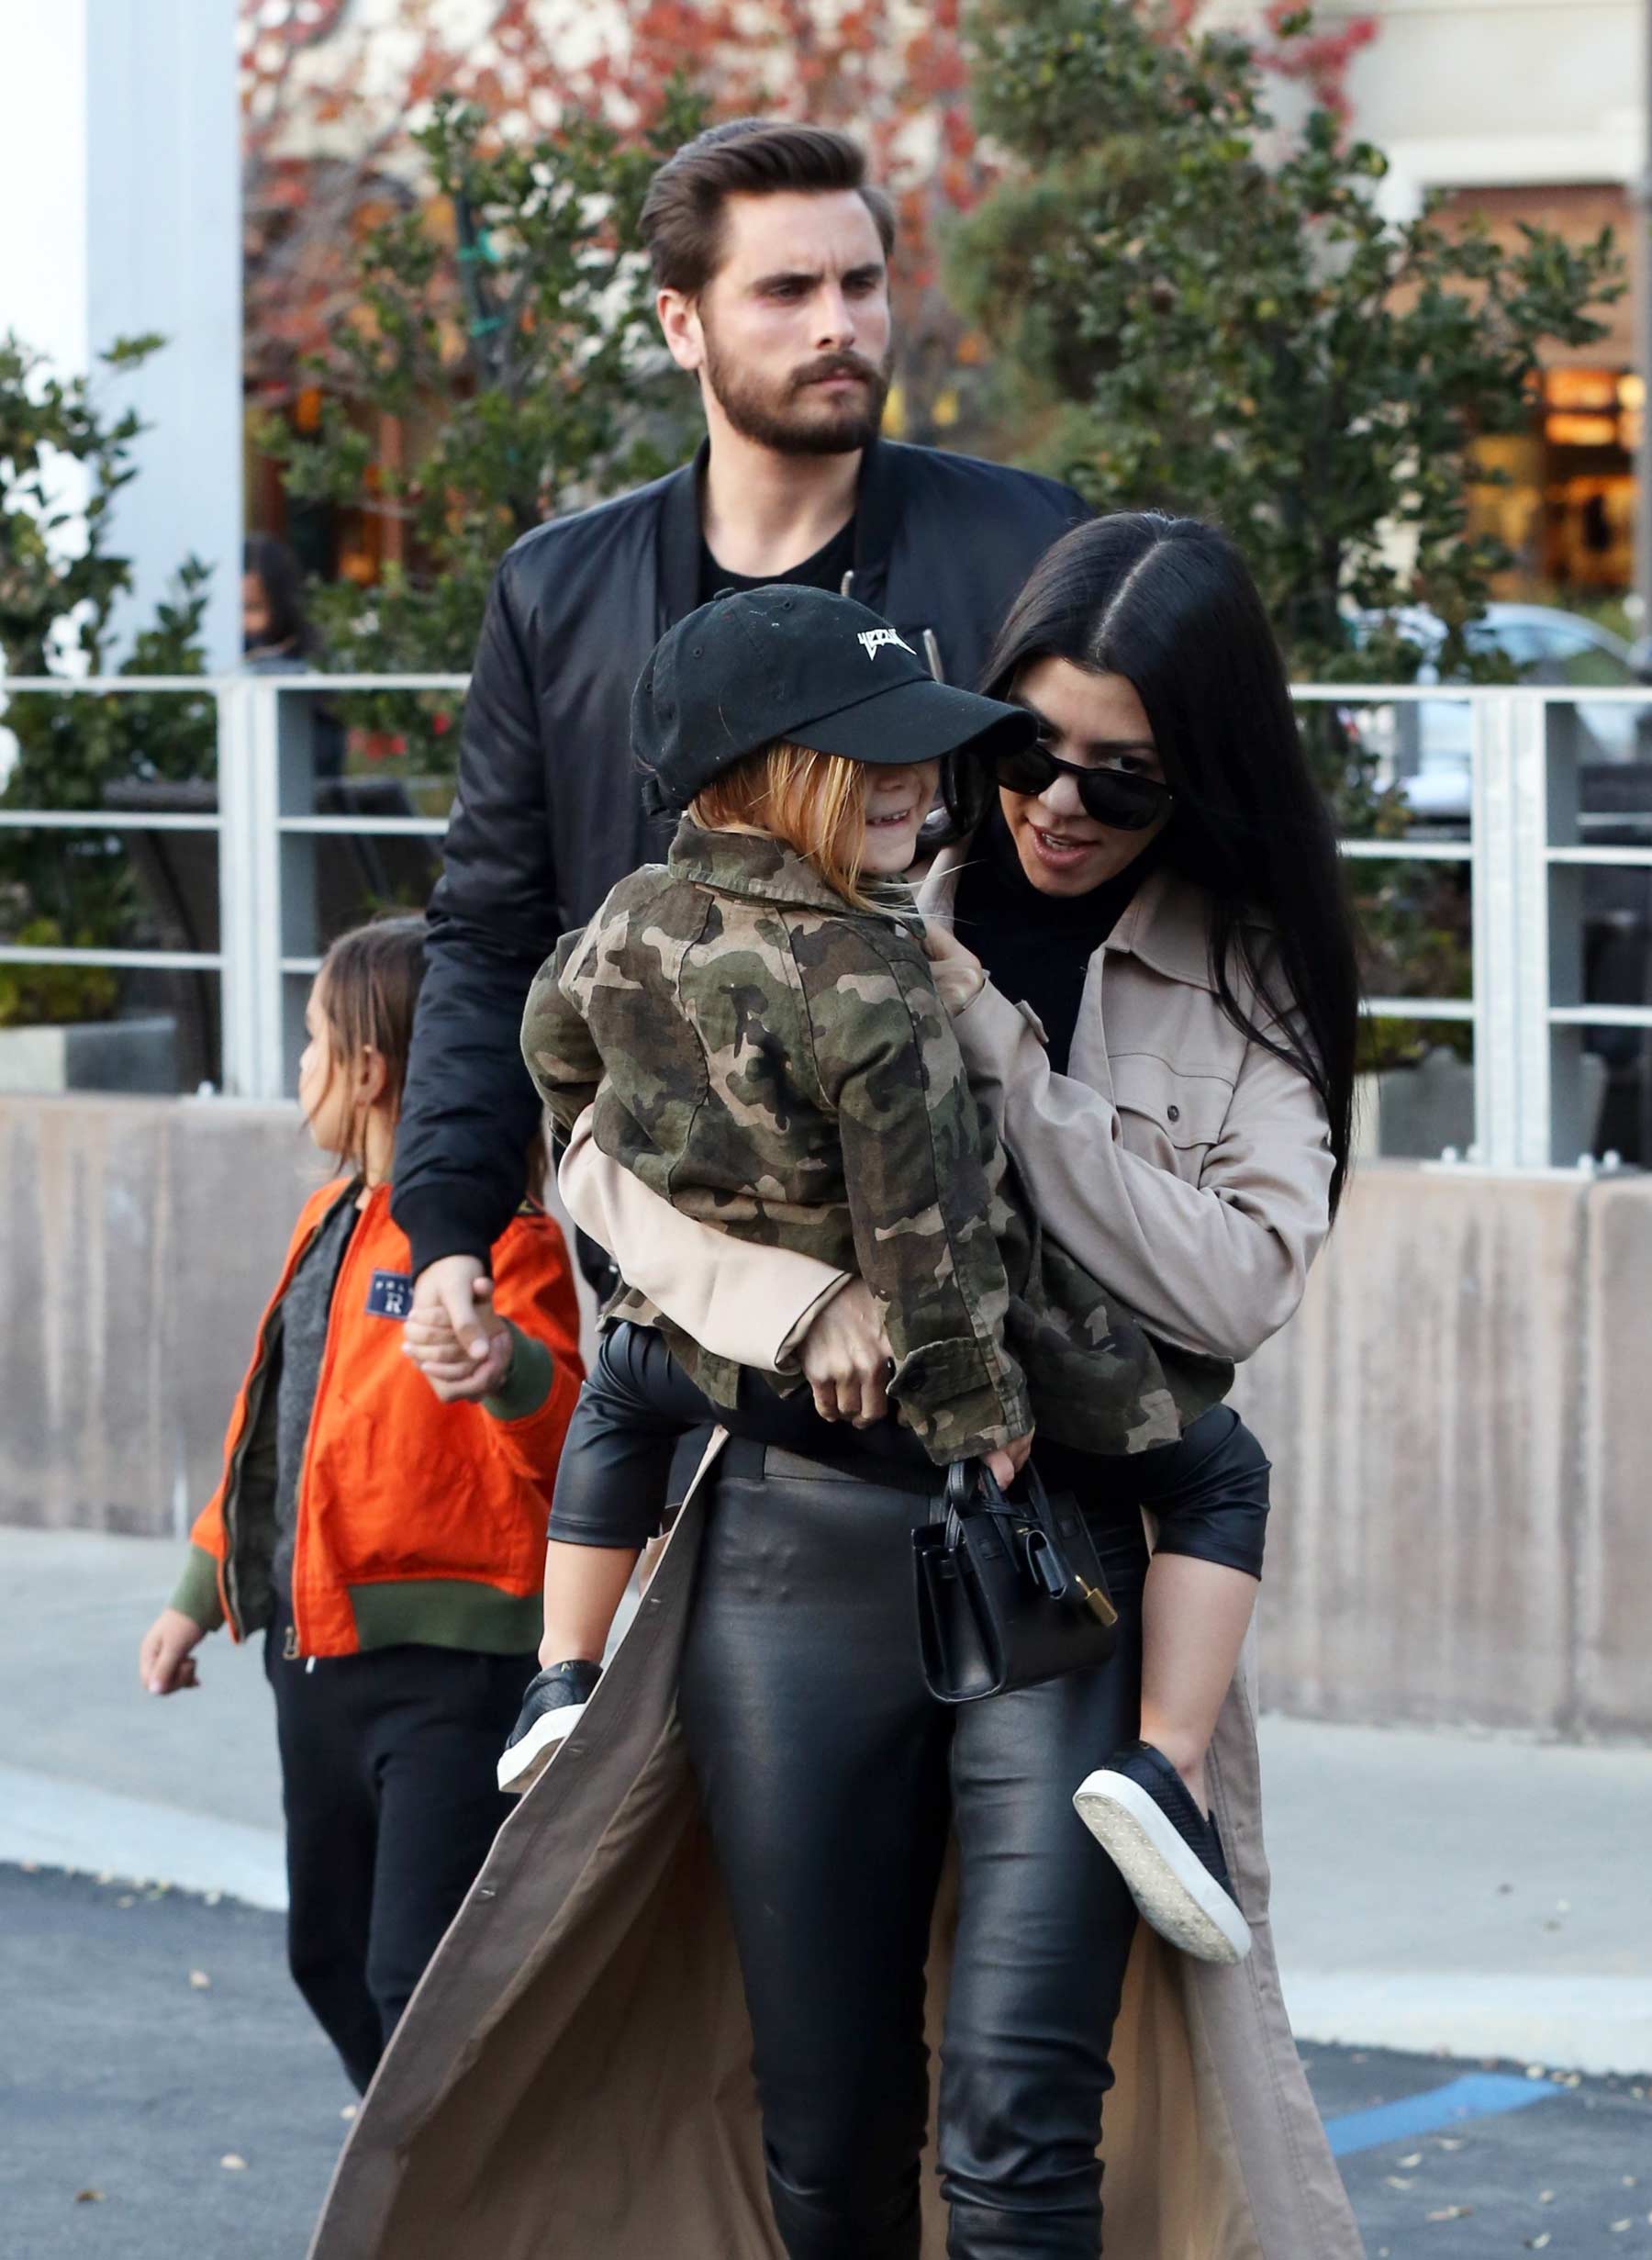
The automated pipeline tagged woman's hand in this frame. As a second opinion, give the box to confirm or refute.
[798,1281,894,1427]
[921,921,988,1016]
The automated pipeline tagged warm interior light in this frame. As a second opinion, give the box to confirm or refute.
[1545,412,1620,447]
[1619,373,1646,409]
[1545,368,1619,411]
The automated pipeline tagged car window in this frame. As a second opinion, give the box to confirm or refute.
[1475,622,1546,669]
[1527,623,1645,682]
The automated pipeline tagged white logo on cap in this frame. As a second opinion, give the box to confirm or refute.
[857,627,916,661]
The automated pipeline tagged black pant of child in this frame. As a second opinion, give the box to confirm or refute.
[549,1319,1271,1581]
[263,1617,535,2092]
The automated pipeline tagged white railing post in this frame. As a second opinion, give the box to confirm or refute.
[1471,691,1554,1168]
[216,676,286,1100]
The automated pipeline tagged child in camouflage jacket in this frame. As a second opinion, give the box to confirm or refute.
[493,586,1256,1965]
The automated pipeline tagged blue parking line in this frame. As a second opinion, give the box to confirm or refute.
[1324,2073,1562,2159]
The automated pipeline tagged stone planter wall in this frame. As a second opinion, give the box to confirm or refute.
[1,1094,1646,1739]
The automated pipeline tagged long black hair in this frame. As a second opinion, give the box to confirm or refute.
[945,511,1360,1214]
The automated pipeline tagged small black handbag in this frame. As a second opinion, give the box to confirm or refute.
[911,1459,1119,1704]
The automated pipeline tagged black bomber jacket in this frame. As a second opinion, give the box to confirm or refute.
[391,435,1087,1281]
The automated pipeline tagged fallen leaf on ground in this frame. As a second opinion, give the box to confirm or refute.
[1399,2153,1423,2168]
[73,2189,104,2205]
[1426,2206,1472,2221]
[188,1970,211,1990]
[1384,2176,1413,2190]
[220,2154,247,2172]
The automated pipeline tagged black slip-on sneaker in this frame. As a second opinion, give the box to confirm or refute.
[1073,1740,1252,1964]
[497,1660,603,1796]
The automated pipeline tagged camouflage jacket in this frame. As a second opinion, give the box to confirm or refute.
[522,821,1222,1461]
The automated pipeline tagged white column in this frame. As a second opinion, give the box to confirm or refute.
[0,0,242,672]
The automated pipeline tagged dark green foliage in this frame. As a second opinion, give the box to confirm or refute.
[953,0,1624,687]
[265,89,707,766]
[0,333,214,1015]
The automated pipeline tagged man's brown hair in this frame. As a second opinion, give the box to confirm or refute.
[640,119,896,297]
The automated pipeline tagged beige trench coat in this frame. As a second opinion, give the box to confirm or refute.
[309,1431,1359,2260]
[309,849,1364,2260]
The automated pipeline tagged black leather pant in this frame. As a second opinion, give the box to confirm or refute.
[678,1437,1149,2260]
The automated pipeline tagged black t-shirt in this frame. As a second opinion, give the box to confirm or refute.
[951,805,1156,1076]
[698,515,857,607]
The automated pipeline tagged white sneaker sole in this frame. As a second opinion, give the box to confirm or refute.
[497,1699,586,1796]
[1072,1768,1253,1965]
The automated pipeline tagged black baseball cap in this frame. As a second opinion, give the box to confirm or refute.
[633,584,1037,815]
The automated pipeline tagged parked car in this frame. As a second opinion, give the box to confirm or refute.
[1349,604,1652,822]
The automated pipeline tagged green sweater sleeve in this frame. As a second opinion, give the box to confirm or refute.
[482,1320,555,1424]
[169,1545,226,1633]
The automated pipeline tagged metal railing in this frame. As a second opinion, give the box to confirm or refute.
[1,672,1649,1172]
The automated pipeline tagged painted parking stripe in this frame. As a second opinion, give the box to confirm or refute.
[1324,2073,1562,2159]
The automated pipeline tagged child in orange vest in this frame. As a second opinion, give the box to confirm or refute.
[137,916,583,2091]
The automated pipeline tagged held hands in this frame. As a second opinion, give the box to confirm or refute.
[139,1607,206,1695]
[921,921,988,1016]
[404,1256,514,1403]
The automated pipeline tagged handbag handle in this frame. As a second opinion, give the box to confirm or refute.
[943,1459,1118,1629]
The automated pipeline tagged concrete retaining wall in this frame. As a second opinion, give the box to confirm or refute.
[3,1095,1646,1738]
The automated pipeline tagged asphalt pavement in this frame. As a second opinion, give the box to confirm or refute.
[6,1862,1650,2260]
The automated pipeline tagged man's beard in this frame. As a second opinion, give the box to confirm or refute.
[702,330,892,456]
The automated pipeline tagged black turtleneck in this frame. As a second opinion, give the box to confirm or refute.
[949,808,1156,1075]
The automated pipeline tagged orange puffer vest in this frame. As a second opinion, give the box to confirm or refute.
[184,1179,584,1659]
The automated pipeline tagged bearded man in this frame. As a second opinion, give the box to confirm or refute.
[395,118,1086,1371]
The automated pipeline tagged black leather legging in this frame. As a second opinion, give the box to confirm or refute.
[679,1437,1148,2260]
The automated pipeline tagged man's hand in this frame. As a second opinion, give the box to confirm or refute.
[984,1428,1034,1492]
[798,1280,895,1427]
[139,1607,206,1695]
[921,920,988,1016]
[405,1258,513,1403]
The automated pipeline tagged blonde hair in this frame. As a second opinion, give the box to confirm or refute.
[690,740,875,908]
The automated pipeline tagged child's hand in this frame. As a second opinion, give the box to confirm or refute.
[921,921,988,1016]
[985,1429,1034,1491]
[139,1608,206,1695]
[404,1280,515,1402]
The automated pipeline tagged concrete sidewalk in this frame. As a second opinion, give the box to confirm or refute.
[5,1525,1650,2075]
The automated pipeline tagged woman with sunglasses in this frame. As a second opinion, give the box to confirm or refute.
[339,513,1363,2260]
[911,511,1359,1976]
